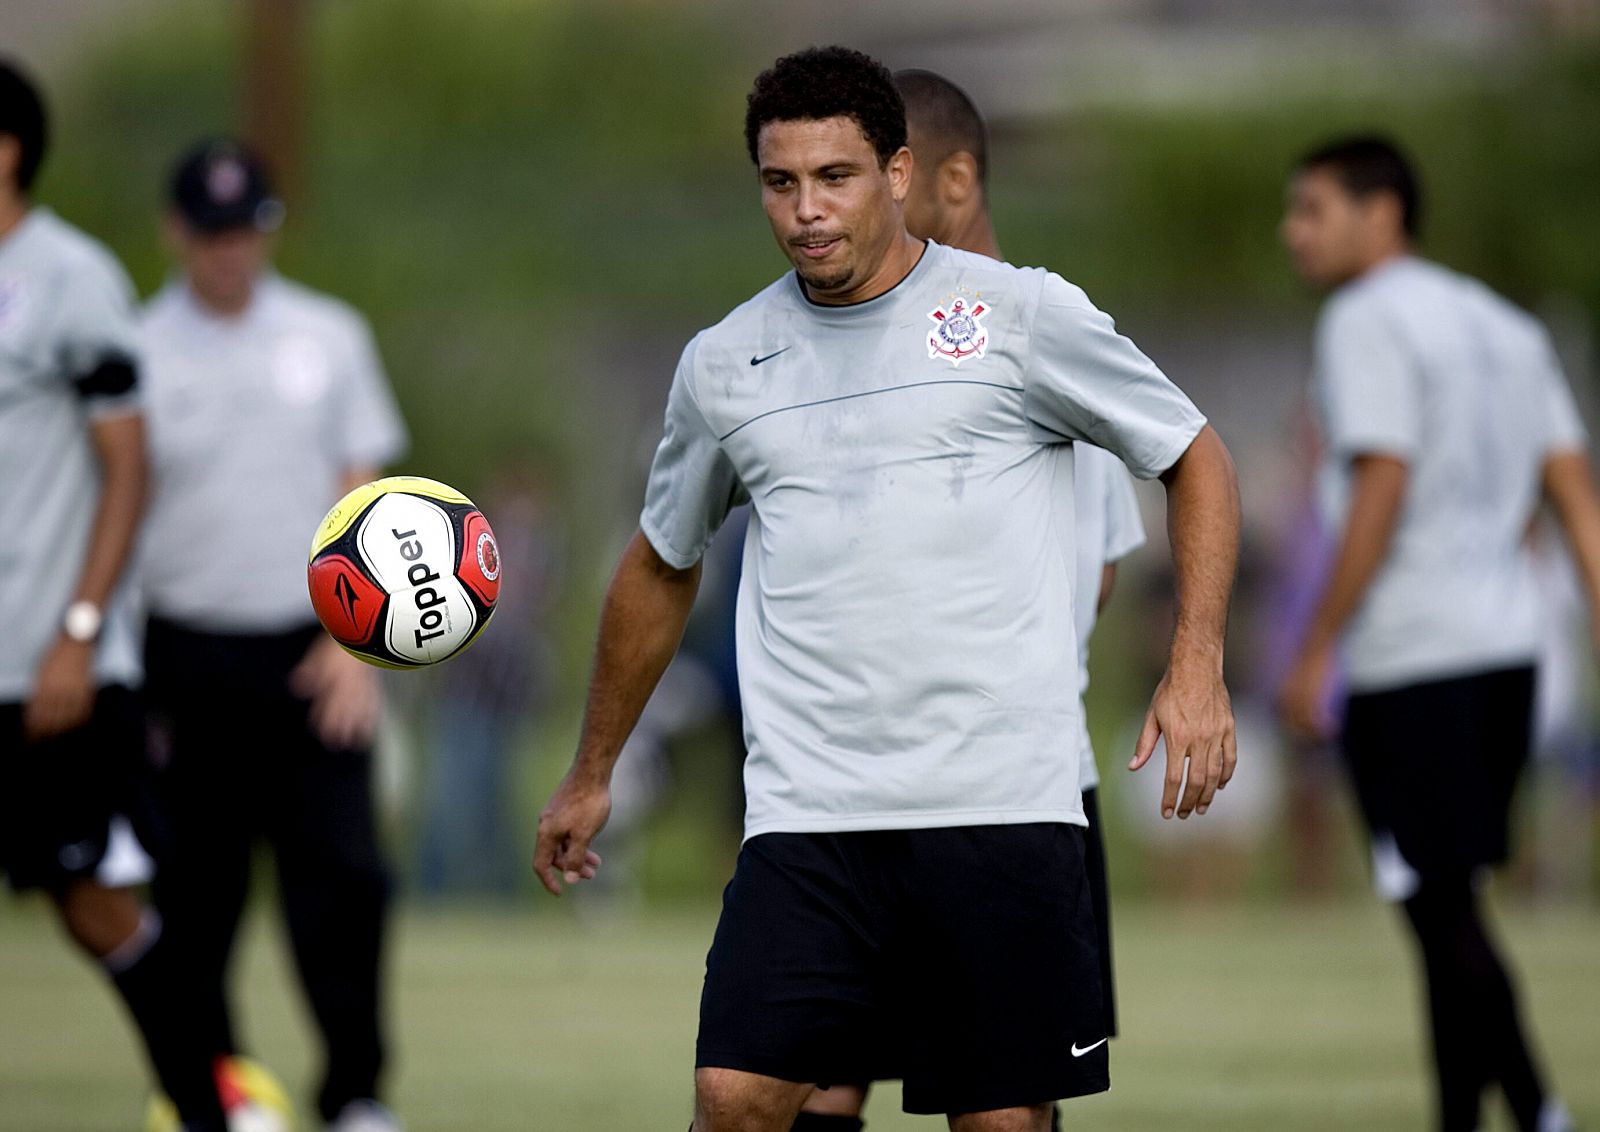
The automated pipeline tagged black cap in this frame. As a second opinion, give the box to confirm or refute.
[169,138,284,233]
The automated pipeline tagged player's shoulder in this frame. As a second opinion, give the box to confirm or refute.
[694,273,794,352]
[22,208,136,294]
[260,273,372,336]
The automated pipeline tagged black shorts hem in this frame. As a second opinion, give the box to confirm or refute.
[694,1047,819,1085]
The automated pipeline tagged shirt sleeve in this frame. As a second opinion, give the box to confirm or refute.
[58,250,143,420]
[1023,273,1207,480]
[639,338,748,569]
[1532,329,1588,456]
[1101,453,1146,563]
[1313,292,1421,461]
[334,314,409,469]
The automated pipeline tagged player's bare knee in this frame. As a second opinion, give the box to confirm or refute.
[53,880,141,957]
[694,1067,809,1130]
[948,1102,1055,1131]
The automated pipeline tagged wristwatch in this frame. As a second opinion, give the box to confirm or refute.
[63,600,104,644]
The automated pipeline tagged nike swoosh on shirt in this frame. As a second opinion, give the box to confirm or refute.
[1071,1038,1108,1057]
[750,347,791,366]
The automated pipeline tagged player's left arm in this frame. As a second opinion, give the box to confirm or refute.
[1277,453,1408,740]
[1543,449,1600,645]
[291,465,386,749]
[1128,425,1241,819]
[24,411,147,740]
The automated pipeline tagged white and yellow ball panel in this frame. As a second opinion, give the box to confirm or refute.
[309,475,473,561]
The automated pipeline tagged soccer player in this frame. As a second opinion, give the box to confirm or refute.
[136,138,409,1132]
[0,59,229,1132]
[1279,135,1597,1132]
[793,68,1147,1131]
[535,47,1240,1132]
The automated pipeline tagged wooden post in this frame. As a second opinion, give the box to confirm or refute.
[241,0,310,209]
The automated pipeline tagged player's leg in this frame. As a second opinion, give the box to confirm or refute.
[895,824,1107,1124]
[694,1068,814,1130]
[1347,667,1566,1132]
[1,691,227,1130]
[947,1105,1056,1132]
[144,623,256,1060]
[698,833,891,1132]
[272,636,392,1126]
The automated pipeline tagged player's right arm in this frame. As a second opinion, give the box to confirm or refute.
[534,531,704,895]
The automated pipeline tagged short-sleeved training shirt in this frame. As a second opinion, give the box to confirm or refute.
[139,273,408,632]
[0,208,144,701]
[641,241,1205,838]
[1313,255,1587,691]
[1070,444,1145,793]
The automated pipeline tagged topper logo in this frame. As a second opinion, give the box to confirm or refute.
[392,526,451,650]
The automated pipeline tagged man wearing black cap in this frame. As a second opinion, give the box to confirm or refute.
[0,59,233,1132]
[138,137,409,1132]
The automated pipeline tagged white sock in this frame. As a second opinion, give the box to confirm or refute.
[1539,1099,1574,1132]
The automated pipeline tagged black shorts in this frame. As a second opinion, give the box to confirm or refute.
[0,685,152,892]
[1081,787,1116,1038]
[1342,665,1535,885]
[696,823,1109,1115]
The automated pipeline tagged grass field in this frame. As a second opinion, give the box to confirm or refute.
[1,895,1595,1131]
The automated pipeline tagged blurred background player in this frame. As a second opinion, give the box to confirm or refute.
[0,59,230,1132]
[793,67,1149,1132]
[1279,135,1600,1132]
[136,138,410,1132]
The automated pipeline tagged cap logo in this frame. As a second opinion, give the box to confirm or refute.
[927,296,989,366]
[206,157,249,204]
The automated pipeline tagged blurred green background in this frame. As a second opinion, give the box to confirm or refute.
[3,0,1599,1127]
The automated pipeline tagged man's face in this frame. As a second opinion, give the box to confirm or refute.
[171,219,271,313]
[757,115,910,300]
[1281,166,1385,290]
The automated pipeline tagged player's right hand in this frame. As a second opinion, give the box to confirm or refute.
[533,769,609,895]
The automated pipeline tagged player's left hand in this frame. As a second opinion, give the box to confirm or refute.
[1129,656,1236,820]
[290,635,381,750]
[1278,640,1336,744]
[533,770,608,896]
[23,638,96,741]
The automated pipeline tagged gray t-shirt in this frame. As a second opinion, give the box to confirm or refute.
[641,242,1205,838]
[1070,444,1145,793]
[0,208,143,700]
[1314,255,1587,690]
[139,273,408,632]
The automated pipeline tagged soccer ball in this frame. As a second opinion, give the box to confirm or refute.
[308,476,499,668]
[145,1056,295,1132]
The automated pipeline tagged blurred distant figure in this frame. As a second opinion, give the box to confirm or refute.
[1259,405,1348,898]
[0,59,229,1132]
[1525,518,1600,898]
[1279,135,1600,1132]
[137,139,409,1132]
[415,460,562,898]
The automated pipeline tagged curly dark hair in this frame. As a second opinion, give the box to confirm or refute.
[744,46,907,168]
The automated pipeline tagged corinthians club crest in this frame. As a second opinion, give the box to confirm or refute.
[927,296,989,366]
